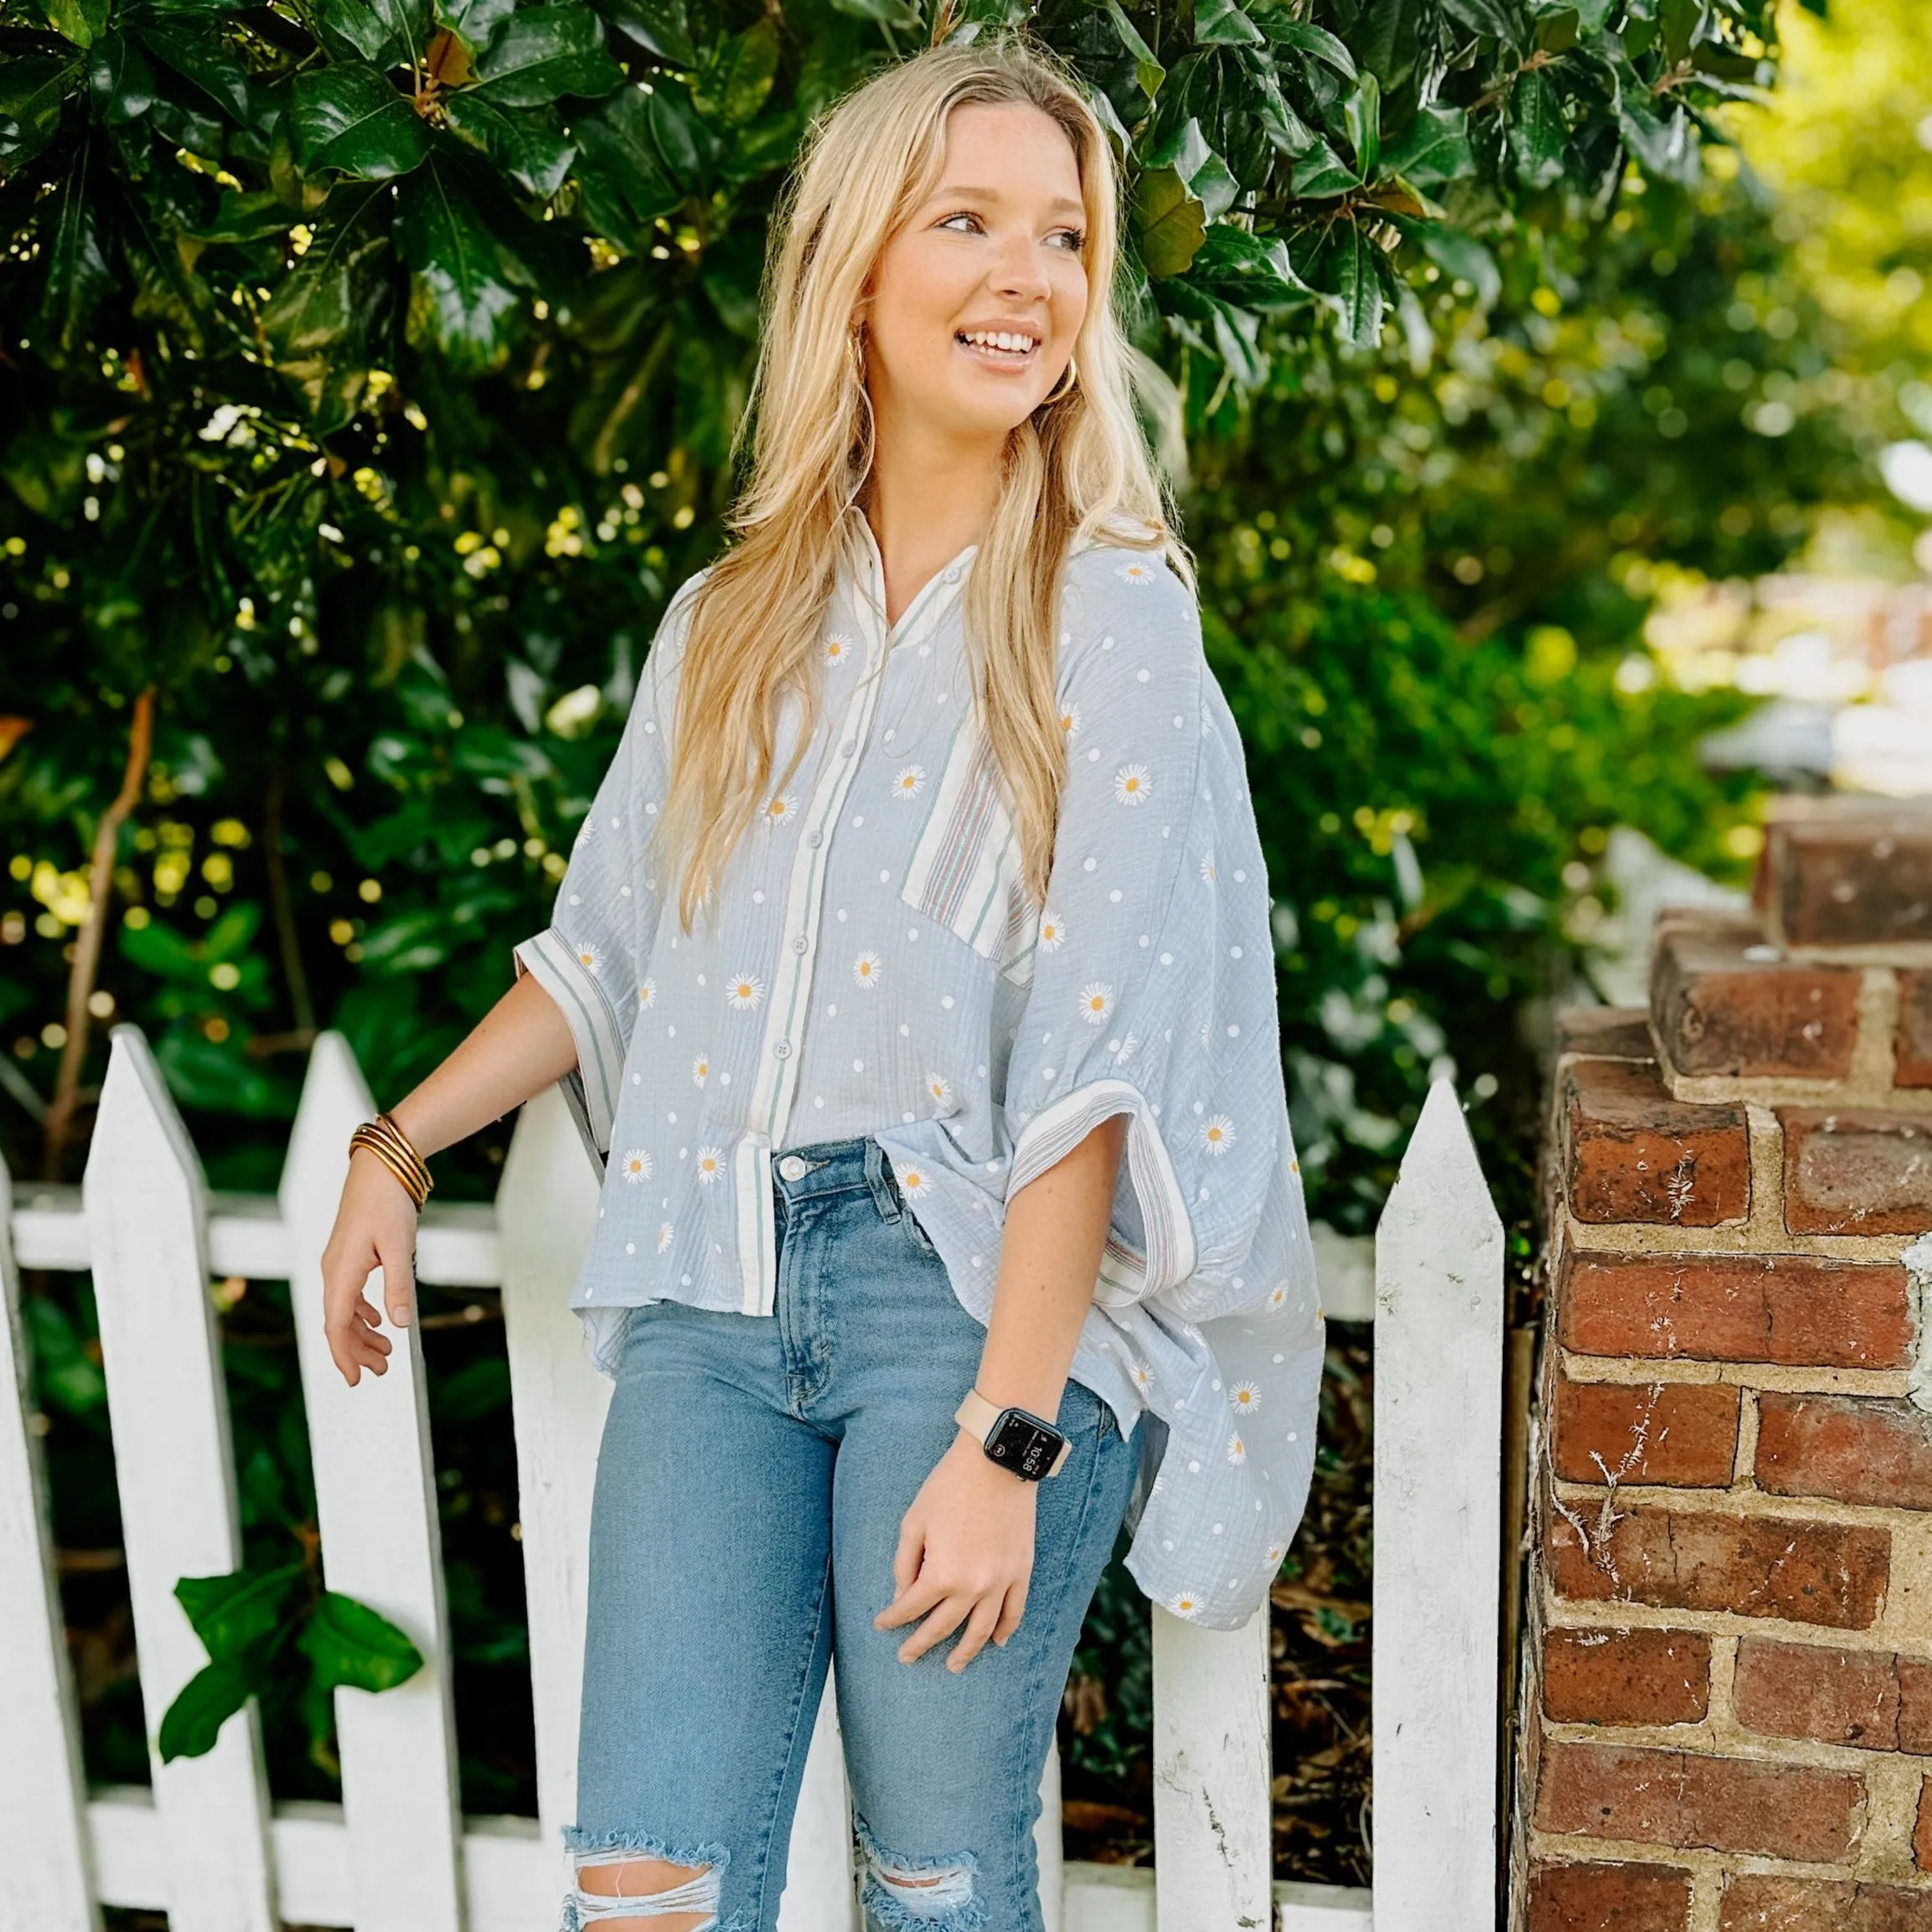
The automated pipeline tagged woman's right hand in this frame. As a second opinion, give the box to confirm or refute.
[322,1149,421,1386]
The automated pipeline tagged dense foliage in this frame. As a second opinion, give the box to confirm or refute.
[3,0,1892,1883]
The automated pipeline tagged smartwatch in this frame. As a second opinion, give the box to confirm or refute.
[954,1387,1072,1481]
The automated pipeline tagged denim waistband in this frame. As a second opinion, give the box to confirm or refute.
[770,1134,901,1217]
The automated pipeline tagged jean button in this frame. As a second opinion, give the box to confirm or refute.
[779,1155,809,1182]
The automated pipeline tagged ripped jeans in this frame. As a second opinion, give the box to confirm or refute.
[566,1135,1139,1932]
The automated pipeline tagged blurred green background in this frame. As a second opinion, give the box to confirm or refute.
[3,0,1927,1888]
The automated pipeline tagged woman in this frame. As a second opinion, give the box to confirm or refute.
[320,37,1323,1932]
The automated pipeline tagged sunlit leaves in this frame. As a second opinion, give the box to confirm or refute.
[395,153,522,373]
[1134,166,1208,278]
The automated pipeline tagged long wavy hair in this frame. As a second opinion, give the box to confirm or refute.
[657,36,1191,930]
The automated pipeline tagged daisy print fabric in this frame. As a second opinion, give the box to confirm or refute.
[513,509,1325,1630]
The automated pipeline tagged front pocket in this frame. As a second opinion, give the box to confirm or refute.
[899,731,1040,985]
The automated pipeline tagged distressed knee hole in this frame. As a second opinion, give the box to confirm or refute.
[854,1821,980,1929]
[560,1833,729,1932]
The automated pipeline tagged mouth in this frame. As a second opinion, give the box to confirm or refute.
[955,328,1041,369]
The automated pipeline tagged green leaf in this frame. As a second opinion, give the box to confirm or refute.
[175,1564,304,1660]
[261,183,391,425]
[1344,73,1380,181]
[442,92,575,194]
[1381,104,1475,186]
[135,23,253,121]
[1510,67,1568,185]
[1186,221,1313,312]
[1243,65,1316,158]
[1328,222,1384,347]
[395,152,521,372]
[158,1660,254,1762]
[1103,0,1164,99]
[591,0,694,67]
[23,1296,107,1414]
[292,62,431,178]
[824,0,918,23]
[0,54,83,168]
[438,0,516,57]
[1443,0,1523,48]
[1193,0,1263,47]
[639,78,710,190]
[1660,0,1698,62]
[1289,141,1360,198]
[42,0,110,51]
[299,1590,426,1694]
[1414,221,1501,307]
[471,6,622,108]
[570,83,680,230]
[88,34,156,125]
[319,0,434,72]
[190,189,301,244]
[690,18,777,128]
[1262,16,1356,76]
[39,146,114,354]
[1133,166,1206,278]
[1535,6,1580,51]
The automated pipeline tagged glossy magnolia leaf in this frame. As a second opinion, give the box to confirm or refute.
[0,54,80,168]
[1380,104,1475,187]
[1329,222,1384,348]
[1102,0,1163,100]
[1660,0,1700,63]
[1186,221,1313,313]
[1618,91,1695,185]
[1193,0,1263,49]
[298,1588,426,1694]
[1442,0,1524,48]
[175,1563,305,1660]
[1343,72,1380,181]
[191,189,302,243]
[260,183,391,425]
[1289,141,1360,199]
[39,146,114,354]
[319,0,434,73]
[570,83,679,231]
[41,0,110,51]
[292,61,431,178]
[1243,63,1316,158]
[1534,5,1580,51]
[135,23,252,122]
[442,92,574,194]
[1261,16,1356,77]
[1133,166,1206,278]
[690,18,779,129]
[470,6,622,109]
[825,0,919,24]
[1160,275,1266,390]
[591,0,695,68]
[698,225,762,338]
[394,153,521,373]
[87,34,156,126]
[641,78,713,191]
[1509,67,1567,186]
[158,1659,255,1762]
[438,0,516,58]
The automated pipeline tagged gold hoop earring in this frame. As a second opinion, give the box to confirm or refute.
[1041,355,1079,405]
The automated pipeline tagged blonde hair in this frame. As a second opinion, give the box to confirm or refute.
[659,35,1191,930]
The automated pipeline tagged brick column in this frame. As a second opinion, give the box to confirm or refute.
[1516,798,1932,1932]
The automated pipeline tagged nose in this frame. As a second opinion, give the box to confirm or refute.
[988,230,1052,305]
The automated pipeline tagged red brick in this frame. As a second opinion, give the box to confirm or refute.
[1758,1393,1932,1511]
[1651,915,1861,1081]
[1719,1874,1932,1930]
[1552,1378,1739,1488]
[1534,1740,1860,1862]
[1548,1501,1888,1629]
[1558,1008,1661,1064]
[1918,1774,1932,1871]
[1530,1858,1693,1931]
[1558,1252,1913,1370]
[1565,1061,1750,1227]
[1783,1109,1932,1235]
[1900,1661,1932,1754]
[1542,1627,1711,1726]
[1899,974,1932,1089]
[1734,1637,1903,1749]
[1762,798,1932,949]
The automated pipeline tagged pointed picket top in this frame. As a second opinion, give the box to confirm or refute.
[0,1144,101,1929]
[279,1031,465,1932]
[83,1027,278,1932]
[1376,1078,1502,1318]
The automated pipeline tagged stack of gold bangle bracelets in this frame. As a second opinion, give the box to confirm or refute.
[348,1113,433,1209]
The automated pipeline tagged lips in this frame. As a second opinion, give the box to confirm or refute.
[956,328,1040,364]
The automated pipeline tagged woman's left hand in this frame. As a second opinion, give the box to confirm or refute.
[876,1429,1039,1671]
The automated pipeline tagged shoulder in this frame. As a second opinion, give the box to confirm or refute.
[1057,540,1203,696]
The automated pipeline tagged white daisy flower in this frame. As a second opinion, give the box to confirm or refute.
[1117,1032,1142,1065]
[574,941,602,975]
[695,1146,723,1185]
[824,632,855,666]
[1129,1360,1155,1393]
[1268,1283,1289,1308]
[1059,705,1082,738]
[1201,1113,1236,1156]
[1168,1588,1204,1619]
[619,1148,653,1184]
[572,816,595,850]
[690,1052,710,1087]
[1113,763,1151,806]
[853,951,883,989]
[656,1222,674,1253]
[637,978,657,1010]
[1118,559,1155,586]
[1230,1381,1262,1413]
[1227,1432,1247,1465]
[725,973,764,1011]
[891,764,927,801]
[898,1165,931,1198]
[762,793,798,829]
[926,1072,953,1110]
[1264,1543,1286,1568]
[1037,909,1067,953]
[1201,852,1217,884]
[1078,981,1114,1025]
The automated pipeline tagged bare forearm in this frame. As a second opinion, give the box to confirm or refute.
[974,1114,1128,1418]
[386,972,578,1160]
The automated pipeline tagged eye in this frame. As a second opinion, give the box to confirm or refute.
[937,210,984,235]
[1048,227,1087,253]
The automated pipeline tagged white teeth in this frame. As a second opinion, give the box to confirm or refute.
[960,330,1035,354]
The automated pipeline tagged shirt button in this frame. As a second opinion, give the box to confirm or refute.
[807,829,824,849]
[779,1154,808,1181]
[839,738,856,757]
[792,936,808,954]
[774,1039,792,1058]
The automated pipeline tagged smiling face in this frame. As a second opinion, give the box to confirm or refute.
[859,100,1091,451]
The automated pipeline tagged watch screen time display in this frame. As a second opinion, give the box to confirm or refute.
[988,1412,1062,1480]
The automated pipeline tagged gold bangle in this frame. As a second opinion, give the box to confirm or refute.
[349,1114,432,1209]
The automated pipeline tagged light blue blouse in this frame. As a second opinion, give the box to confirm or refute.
[515,511,1325,1629]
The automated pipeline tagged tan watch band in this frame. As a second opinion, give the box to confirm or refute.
[953,1387,1072,1478]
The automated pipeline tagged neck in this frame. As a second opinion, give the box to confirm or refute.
[862,396,1006,627]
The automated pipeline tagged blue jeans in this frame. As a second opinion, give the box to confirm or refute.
[565,1135,1139,1932]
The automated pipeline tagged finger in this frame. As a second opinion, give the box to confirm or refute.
[891,1511,923,1597]
[992,1583,1027,1647]
[378,1243,416,1329]
[946,1595,1006,1673]
[875,1568,948,1632]
[898,1594,972,1665]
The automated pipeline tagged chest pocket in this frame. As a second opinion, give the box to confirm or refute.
[900,730,1041,986]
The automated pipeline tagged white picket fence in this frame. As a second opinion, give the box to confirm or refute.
[0,1027,1504,1932]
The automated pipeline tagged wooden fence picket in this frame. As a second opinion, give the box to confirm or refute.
[1371,1078,1505,1932]
[81,1029,277,1932]
[0,1147,100,1932]
[279,1032,466,1932]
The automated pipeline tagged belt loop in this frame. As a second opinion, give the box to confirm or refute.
[863,1139,901,1224]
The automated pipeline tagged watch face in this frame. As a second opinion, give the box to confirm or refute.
[988,1410,1063,1480]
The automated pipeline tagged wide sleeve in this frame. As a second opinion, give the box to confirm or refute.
[511,578,695,1155]
[1001,557,1288,1315]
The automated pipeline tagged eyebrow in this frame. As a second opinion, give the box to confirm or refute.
[933,185,1087,220]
